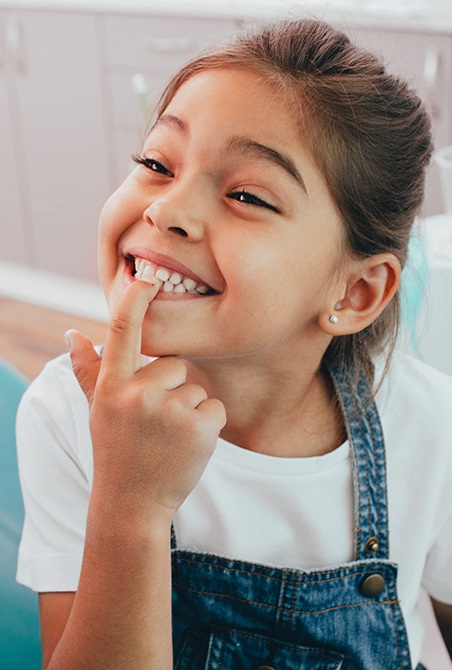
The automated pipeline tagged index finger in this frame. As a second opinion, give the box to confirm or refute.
[101,278,161,378]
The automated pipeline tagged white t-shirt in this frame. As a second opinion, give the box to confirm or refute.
[16,352,452,665]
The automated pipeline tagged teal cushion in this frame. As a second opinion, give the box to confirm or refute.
[0,360,41,668]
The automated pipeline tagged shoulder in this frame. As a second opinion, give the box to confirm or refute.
[376,354,452,489]
[17,351,91,453]
[377,357,452,599]
[376,353,452,425]
[20,350,92,414]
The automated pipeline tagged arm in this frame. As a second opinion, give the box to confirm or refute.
[42,508,173,669]
[39,593,74,668]
[431,598,452,659]
[41,278,225,669]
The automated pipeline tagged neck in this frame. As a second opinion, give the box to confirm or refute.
[183,351,345,458]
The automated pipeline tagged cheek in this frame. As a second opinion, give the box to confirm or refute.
[98,190,129,243]
[97,224,117,288]
[98,173,145,238]
[98,188,139,277]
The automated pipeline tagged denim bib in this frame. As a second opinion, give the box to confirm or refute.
[171,363,417,669]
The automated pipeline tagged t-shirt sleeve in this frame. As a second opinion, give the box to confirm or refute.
[16,355,92,592]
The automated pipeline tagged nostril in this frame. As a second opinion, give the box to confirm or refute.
[170,227,188,237]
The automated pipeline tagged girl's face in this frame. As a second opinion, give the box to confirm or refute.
[99,68,346,362]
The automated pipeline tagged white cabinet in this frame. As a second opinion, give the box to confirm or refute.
[0,9,236,282]
[1,6,452,284]
[0,10,110,281]
[351,28,452,216]
[99,13,237,188]
[0,10,30,265]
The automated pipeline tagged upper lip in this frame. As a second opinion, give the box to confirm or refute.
[126,246,215,288]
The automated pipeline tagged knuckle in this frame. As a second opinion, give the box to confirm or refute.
[155,356,187,383]
[98,383,144,417]
[72,363,90,389]
[168,357,187,376]
[186,416,205,443]
[108,312,134,336]
[165,393,188,418]
[205,399,227,429]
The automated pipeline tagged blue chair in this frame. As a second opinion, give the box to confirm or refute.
[0,359,41,669]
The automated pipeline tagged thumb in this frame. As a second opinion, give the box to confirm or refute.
[65,329,101,406]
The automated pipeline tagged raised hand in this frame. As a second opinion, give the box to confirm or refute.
[66,276,226,522]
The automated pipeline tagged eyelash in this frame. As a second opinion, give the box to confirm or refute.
[132,153,173,177]
[227,190,279,213]
[132,153,279,213]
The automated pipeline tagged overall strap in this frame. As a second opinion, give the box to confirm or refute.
[327,362,389,562]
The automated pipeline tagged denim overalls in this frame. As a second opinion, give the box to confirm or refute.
[171,363,420,669]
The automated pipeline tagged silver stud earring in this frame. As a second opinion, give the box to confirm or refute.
[329,315,339,324]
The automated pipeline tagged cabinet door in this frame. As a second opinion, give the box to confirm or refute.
[0,10,30,266]
[101,14,237,187]
[351,28,452,216]
[9,10,110,281]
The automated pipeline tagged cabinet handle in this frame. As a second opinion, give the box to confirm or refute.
[6,18,26,73]
[423,47,441,121]
[145,37,197,53]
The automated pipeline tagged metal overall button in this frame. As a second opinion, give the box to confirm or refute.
[364,536,379,554]
[360,573,386,597]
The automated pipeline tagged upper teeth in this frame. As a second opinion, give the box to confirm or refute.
[134,257,210,295]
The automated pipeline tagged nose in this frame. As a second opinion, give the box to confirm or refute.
[143,180,208,242]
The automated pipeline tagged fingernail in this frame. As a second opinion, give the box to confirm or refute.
[137,274,161,286]
[64,330,75,352]
[134,263,160,285]
[141,265,158,283]
[139,278,163,295]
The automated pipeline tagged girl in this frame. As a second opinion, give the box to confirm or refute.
[16,18,452,669]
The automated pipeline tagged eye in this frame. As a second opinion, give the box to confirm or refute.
[132,153,173,177]
[227,189,279,213]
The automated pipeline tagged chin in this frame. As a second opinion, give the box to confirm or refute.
[139,334,182,359]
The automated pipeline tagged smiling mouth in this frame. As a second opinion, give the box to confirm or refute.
[128,255,217,295]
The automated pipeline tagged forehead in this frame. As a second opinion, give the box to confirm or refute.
[151,68,326,197]
[157,68,302,151]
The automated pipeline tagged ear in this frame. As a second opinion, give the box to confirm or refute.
[319,253,401,336]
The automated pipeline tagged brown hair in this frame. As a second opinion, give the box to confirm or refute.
[155,19,433,380]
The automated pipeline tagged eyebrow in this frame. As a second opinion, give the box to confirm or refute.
[225,137,307,194]
[152,114,307,194]
[152,113,189,135]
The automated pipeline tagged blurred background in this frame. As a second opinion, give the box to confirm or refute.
[0,1,451,667]
[1,0,452,374]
